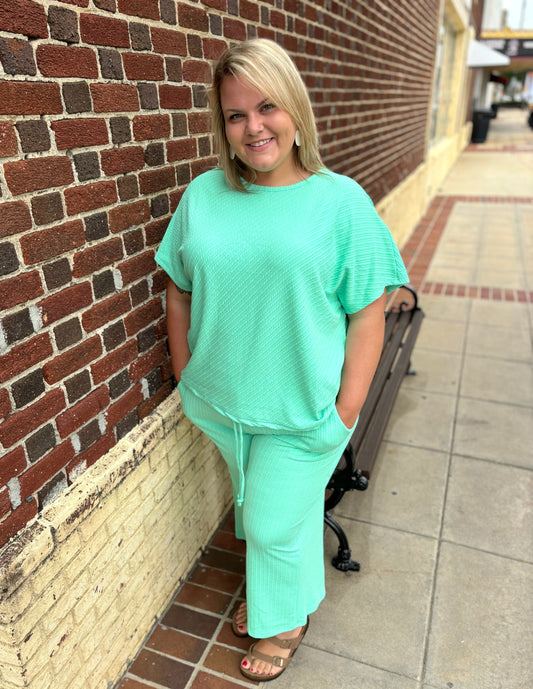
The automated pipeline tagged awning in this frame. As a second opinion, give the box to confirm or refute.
[468,39,511,68]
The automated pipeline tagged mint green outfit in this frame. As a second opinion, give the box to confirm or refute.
[155,168,408,637]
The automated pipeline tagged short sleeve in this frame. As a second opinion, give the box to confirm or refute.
[335,185,409,314]
[154,193,193,292]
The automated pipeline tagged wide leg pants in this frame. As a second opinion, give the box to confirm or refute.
[178,382,354,639]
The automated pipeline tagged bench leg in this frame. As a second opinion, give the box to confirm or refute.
[324,511,360,571]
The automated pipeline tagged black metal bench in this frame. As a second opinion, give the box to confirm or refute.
[325,285,424,571]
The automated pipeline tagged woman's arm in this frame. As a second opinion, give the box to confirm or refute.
[335,291,386,428]
[166,278,192,382]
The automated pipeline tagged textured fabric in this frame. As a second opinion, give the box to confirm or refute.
[179,381,355,638]
[155,168,408,431]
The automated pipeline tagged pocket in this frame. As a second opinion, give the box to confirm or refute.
[332,404,355,433]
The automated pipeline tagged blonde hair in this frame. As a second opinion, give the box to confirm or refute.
[210,39,324,191]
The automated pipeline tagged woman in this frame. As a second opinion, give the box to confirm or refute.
[155,39,408,681]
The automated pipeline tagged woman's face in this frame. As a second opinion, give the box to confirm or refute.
[220,76,302,186]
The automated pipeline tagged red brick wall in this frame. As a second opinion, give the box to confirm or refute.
[0,0,439,547]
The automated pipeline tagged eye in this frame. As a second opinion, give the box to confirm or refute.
[261,103,276,113]
[228,113,243,122]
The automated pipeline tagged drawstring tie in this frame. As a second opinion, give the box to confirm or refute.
[233,421,245,506]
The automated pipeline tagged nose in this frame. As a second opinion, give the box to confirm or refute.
[246,112,263,135]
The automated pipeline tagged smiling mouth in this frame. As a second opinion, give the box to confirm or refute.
[247,138,273,148]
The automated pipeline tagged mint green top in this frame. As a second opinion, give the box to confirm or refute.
[155,168,408,431]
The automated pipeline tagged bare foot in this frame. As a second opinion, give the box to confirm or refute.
[232,601,248,636]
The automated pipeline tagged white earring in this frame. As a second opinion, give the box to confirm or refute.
[229,146,235,160]
[294,130,301,147]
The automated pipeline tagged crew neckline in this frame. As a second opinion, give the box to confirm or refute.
[246,172,321,192]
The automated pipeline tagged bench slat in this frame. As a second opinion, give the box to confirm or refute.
[354,306,424,477]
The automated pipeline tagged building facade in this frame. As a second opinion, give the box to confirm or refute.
[0,1,477,687]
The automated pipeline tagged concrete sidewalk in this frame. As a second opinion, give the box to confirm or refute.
[118,108,533,689]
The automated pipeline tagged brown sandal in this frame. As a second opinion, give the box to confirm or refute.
[240,618,309,682]
[231,601,248,637]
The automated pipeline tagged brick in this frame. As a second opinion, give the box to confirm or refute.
[110,116,132,144]
[0,0,48,38]
[166,56,182,82]
[0,37,36,76]
[48,6,79,43]
[37,45,98,78]
[56,387,110,438]
[118,175,139,201]
[11,369,45,409]
[159,84,191,109]
[161,0,176,23]
[123,227,144,256]
[0,242,19,275]
[0,500,37,549]
[104,382,142,427]
[118,0,160,19]
[0,271,43,310]
[144,142,165,167]
[18,442,75,502]
[26,424,56,463]
[74,151,101,182]
[54,317,83,350]
[103,320,126,351]
[82,292,131,332]
[223,17,246,40]
[91,340,137,384]
[188,112,211,134]
[31,193,64,226]
[178,3,208,31]
[72,237,123,277]
[91,83,139,112]
[0,446,26,487]
[123,53,165,80]
[98,47,124,80]
[65,370,92,404]
[187,33,202,57]
[145,218,169,246]
[0,388,65,448]
[84,212,109,241]
[129,22,152,51]
[151,26,187,55]
[108,199,150,233]
[0,200,31,238]
[92,269,115,299]
[43,336,103,384]
[124,298,163,337]
[130,278,150,306]
[0,387,11,421]
[109,370,130,399]
[118,250,156,285]
[64,180,118,215]
[20,219,85,265]
[43,259,71,291]
[138,81,159,109]
[129,341,167,382]
[63,81,92,114]
[132,114,171,141]
[80,13,130,47]
[4,156,73,195]
[15,119,50,153]
[0,122,17,157]
[67,429,114,477]
[202,37,226,60]
[39,282,93,327]
[167,138,197,162]
[0,81,62,115]
[100,146,145,176]
[183,59,212,83]
[192,84,208,108]
[151,194,169,218]
[52,118,109,150]
[2,308,33,345]
[139,166,175,195]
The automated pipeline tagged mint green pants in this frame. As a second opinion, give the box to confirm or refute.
[179,383,354,638]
